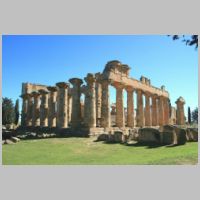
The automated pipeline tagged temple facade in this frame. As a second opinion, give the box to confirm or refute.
[20,60,185,135]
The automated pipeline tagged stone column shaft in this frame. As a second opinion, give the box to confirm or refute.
[126,88,134,127]
[85,74,96,128]
[32,92,40,127]
[27,94,33,126]
[158,96,164,126]
[136,90,144,127]
[163,97,170,125]
[68,95,72,124]
[100,80,111,128]
[152,95,158,126]
[39,90,49,127]
[20,94,28,127]
[47,86,57,128]
[56,83,69,128]
[115,84,125,127]
[176,97,185,125]
[145,93,151,126]
[69,78,83,128]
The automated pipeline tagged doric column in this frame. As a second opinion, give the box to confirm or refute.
[163,97,170,125]
[136,89,144,127]
[83,85,90,127]
[113,82,125,128]
[39,89,49,127]
[32,91,40,127]
[151,94,158,126]
[95,73,102,121]
[144,92,151,126]
[27,93,33,126]
[56,82,69,128]
[158,96,164,126]
[68,95,72,124]
[84,73,96,128]
[100,79,111,128]
[47,86,57,128]
[126,86,134,127]
[175,97,185,125]
[69,78,83,128]
[20,94,28,127]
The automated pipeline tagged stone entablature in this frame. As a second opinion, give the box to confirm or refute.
[20,60,185,132]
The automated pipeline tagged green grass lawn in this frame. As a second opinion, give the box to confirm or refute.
[2,137,198,165]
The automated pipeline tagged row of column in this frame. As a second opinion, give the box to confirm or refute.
[21,76,184,129]
[21,82,71,128]
[100,79,171,128]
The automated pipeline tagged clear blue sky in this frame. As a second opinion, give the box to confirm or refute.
[2,35,198,115]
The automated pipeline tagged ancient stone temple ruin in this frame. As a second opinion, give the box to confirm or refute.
[20,60,185,135]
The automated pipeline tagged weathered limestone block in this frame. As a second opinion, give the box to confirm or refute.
[32,91,40,127]
[186,128,198,142]
[39,89,49,127]
[126,86,134,127]
[47,86,57,128]
[113,82,125,128]
[56,82,69,128]
[176,97,185,125]
[160,125,187,145]
[138,128,160,144]
[100,79,111,128]
[136,89,144,127]
[69,78,83,128]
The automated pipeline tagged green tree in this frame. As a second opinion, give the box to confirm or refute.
[2,97,15,125]
[168,35,198,49]
[192,107,198,123]
[14,99,20,125]
[188,106,191,124]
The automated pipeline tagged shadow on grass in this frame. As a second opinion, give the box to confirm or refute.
[96,140,184,149]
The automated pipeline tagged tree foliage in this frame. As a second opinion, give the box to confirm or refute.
[14,99,20,125]
[191,107,198,123]
[2,97,15,125]
[168,35,198,49]
[188,106,191,124]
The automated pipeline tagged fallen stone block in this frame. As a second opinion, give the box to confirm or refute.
[11,137,20,143]
[138,128,160,144]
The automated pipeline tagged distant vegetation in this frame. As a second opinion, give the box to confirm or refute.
[2,97,19,126]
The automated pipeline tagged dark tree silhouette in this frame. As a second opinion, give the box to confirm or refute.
[192,107,198,123]
[14,99,19,125]
[168,35,198,49]
[188,106,191,124]
[2,97,15,125]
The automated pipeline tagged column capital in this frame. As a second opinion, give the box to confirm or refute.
[20,93,29,99]
[39,89,49,95]
[152,93,158,98]
[112,82,124,89]
[125,86,134,92]
[84,73,96,85]
[69,78,83,86]
[47,86,57,92]
[56,82,69,89]
[144,91,151,97]
[31,91,40,97]
[175,96,185,105]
